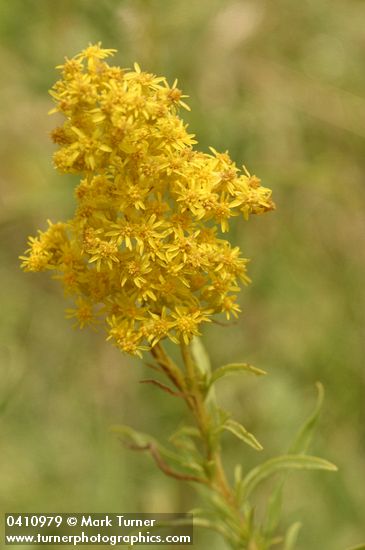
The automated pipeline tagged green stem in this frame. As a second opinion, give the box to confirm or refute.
[180,340,236,505]
[151,341,245,547]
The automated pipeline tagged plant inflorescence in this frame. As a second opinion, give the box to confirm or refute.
[20,43,274,356]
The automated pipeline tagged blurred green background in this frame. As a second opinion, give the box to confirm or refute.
[1,1,364,548]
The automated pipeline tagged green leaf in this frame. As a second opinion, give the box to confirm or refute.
[264,383,329,537]
[289,382,324,454]
[241,454,338,499]
[346,545,365,550]
[263,480,285,536]
[223,418,263,451]
[191,337,212,375]
[169,426,201,457]
[169,426,201,452]
[159,445,205,475]
[192,517,235,544]
[170,425,201,440]
[110,424,151,447]
[190,338,224,429]
[209,363,266,387]
[110,424,204,476]
[199,485,240,526]
[243,502,255,530]
[234,464,242,487]
[283,522,301,550]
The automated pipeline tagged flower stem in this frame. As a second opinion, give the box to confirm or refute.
[180,341,236,505]
[151,341,245,546]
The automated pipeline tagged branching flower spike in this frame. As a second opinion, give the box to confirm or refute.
[20,43,275,357]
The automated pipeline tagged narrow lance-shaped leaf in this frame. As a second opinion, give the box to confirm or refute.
[199,484,242,528]
[192,518,237,546]
[170,425,201,441]
[191,336,212,376]
[223,418,263,452]
[283,522,302,550]
[289,382,324,454]
[191,337,221,424]
[110,425,204,476]
[264,382,327,536]
[110,424,151,447]
[169,426,201,456]
[209,363,266,388]
[263,480,285,538]
[241,454,338,500]
[234,464,242,487]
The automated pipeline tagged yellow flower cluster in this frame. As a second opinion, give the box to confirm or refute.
[20,44,274,356]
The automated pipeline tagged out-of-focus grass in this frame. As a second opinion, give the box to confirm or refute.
[1,1,364,548]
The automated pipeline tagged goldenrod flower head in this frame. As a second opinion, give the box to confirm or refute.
[20,43,274,357]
